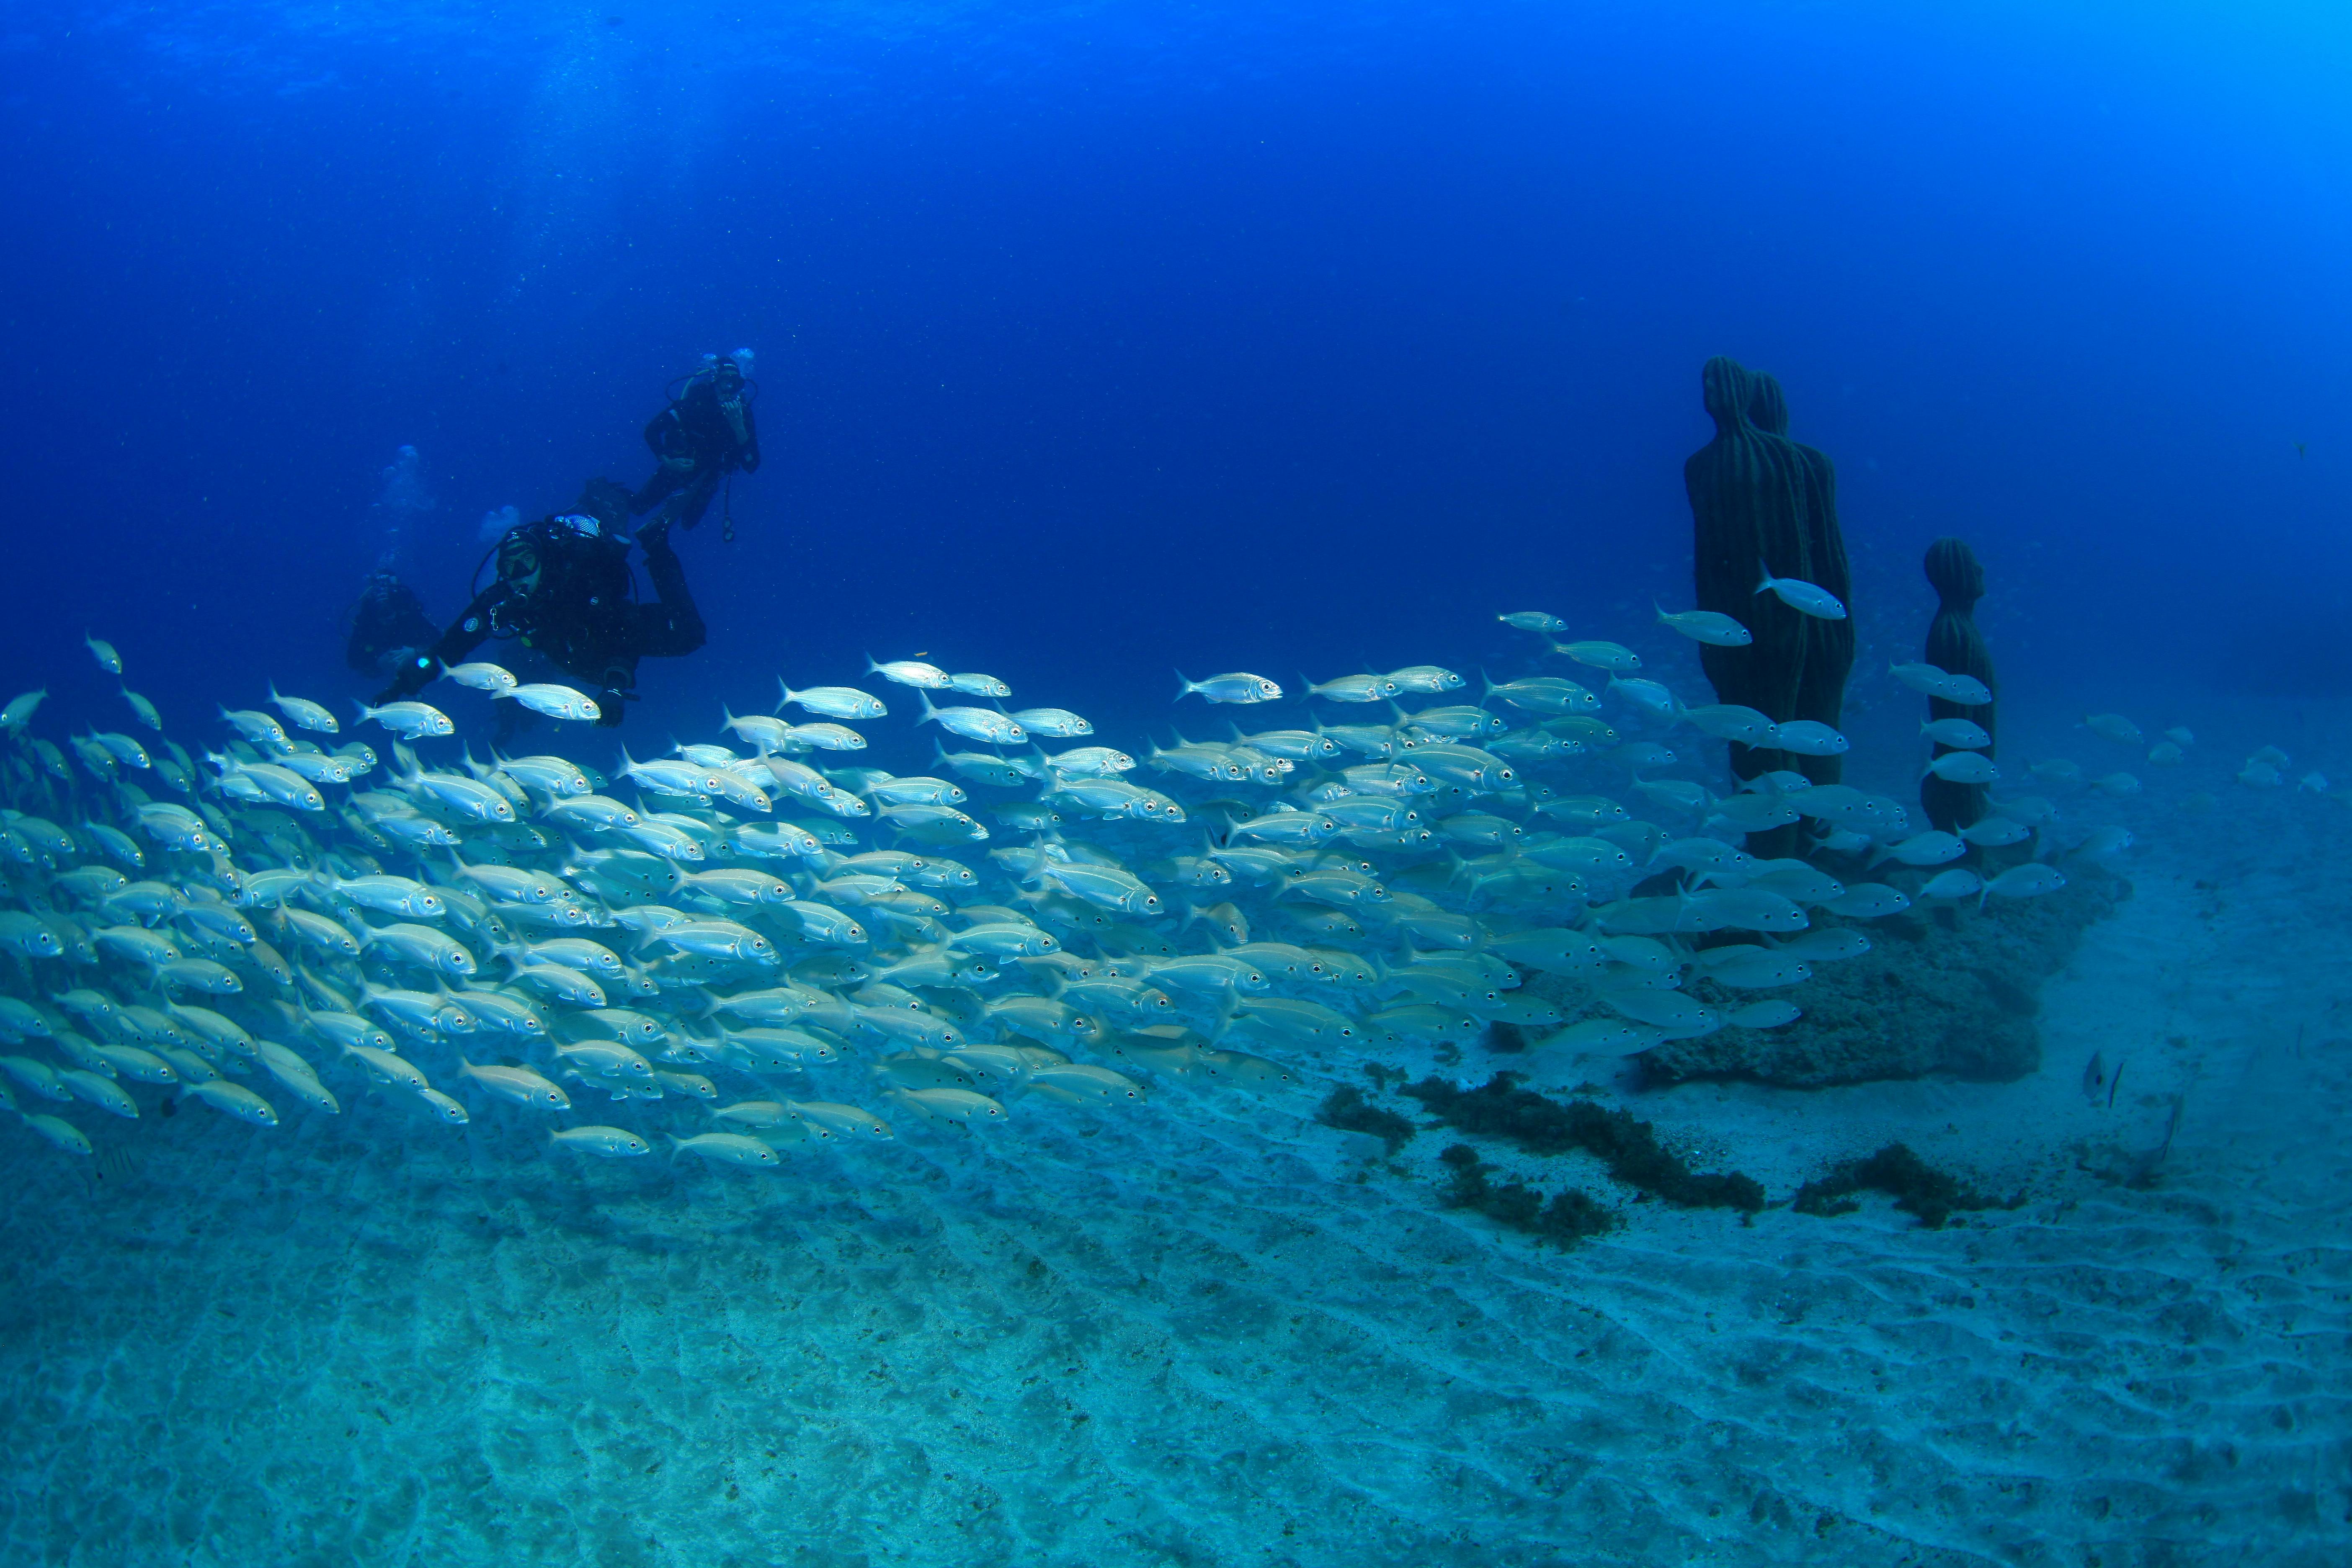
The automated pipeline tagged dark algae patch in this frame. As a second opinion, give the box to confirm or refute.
[1315,1085,1416,1155]
[1437,1145,1615,1247]
[1403,1073,1766,1214]
[1792,1143,2021,1228]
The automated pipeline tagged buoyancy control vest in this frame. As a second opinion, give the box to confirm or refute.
[480,517,637,668]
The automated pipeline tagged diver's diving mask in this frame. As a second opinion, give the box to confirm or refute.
[498,536,544,598]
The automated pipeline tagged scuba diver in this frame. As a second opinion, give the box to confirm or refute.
[371,478,705,730]
[632,349,761,538]
[346,570,443,681]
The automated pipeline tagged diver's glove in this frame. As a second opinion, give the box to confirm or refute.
[594,689,627,728]
[373,652,440,705]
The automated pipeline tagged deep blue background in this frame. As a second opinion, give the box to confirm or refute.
[5,1,2350,757]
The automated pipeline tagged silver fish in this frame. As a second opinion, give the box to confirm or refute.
[358,700,455,738]
[120,688,163,730]
[457,1059,570,1110]
[1,689,46,729]
[1179,671,1284,704]
[551,1126,652,1157]
[1551,640,1641,672]
[1925,752,1999,784]
[1754,564,1847,619]
[184,1081,279,1127]
[865,657,954,689]
[1653,603,1753,646]
[1921,717,1992,749]
[444,663,519,692]
[268,686,342,731]
[918,692,1026,744]
[667,1131,782,1168]
[779,682,887,720]
[497,685,601,722]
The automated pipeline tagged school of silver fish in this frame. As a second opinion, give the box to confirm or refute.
[0,601,2189,1168]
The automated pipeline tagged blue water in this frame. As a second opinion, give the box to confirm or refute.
[4,4,2350,1563]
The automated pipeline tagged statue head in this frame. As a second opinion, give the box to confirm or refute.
[1924,537,1986,610]
[1701,356,1753,435]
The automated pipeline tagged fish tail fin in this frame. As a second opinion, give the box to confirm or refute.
[917,690,940,725]
[1754,558,1774,595]
[774,678,792,714]
[1653,598,1668,623]
[1174,670,1193,701]
[1209,989,1240,1043]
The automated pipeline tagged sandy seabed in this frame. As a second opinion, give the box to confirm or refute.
[1,797,2347,1567]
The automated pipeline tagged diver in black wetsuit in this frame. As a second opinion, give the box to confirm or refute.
[346,573,443,681]
[372,479,706,729]
[632,353,761,536]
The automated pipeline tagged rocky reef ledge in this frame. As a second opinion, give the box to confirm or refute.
[1572,866,2129,1088]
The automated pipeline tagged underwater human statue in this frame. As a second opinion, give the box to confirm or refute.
[1741,370,1855,761]
[1686,357,1856,803]
[371,477,706,731]
[1919,536,1998,832]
